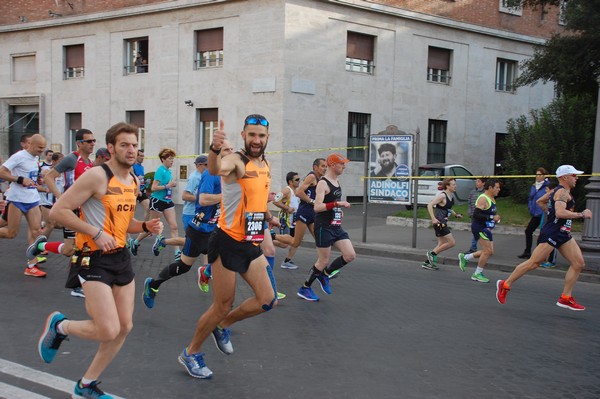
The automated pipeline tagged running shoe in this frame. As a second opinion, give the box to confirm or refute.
[540,262,556,268]
[458,253,468,272]
[277,292,286,300]
[178,348,213,379]
[26,235,47,260]
[426,251,437,267]
[197,266,210,293]
[73,379,113,399]
[317,274,332,294]
[24,265,46,277]
[152,234,166,256]
[556,296,585,311]
[36,256,47,264]
[421,260,439,271]
[174,250,182,261]
[328,269,341,279]
[142,277,157,309]
[495,280,510,304]
[38,311,68,363]
[71,287,85,298]
[297,286,319,302]
[471,272,490,283]
[127,238,139,256]
[212,326,233,355]
[280,260,299,270]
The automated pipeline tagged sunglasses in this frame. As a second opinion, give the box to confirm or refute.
[79,139,96,144]
[293,178,300,182]
[535,173,543,176]
[244,116,269,127]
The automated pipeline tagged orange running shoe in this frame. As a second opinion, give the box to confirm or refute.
[25,265,47,277]
[496,280,510,304]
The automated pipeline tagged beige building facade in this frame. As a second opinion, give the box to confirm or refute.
[0,0,563,200]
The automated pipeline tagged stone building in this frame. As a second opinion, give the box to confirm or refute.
[0,0,565,200]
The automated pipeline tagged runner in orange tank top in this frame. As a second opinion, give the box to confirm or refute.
[38,122,163,398]
[179,114,280,379]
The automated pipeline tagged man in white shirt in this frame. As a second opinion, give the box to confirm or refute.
[0,134,48,277]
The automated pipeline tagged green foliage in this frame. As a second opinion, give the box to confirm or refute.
[501,95,595,208]
[517,0,600,99]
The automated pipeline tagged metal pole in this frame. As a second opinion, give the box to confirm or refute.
[362,132,370,243]
[412,127,420,248]
[580,77,600,271]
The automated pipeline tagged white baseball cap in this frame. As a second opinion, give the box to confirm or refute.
[555,165,584,178]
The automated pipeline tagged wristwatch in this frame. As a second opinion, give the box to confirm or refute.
[209,144,221,155]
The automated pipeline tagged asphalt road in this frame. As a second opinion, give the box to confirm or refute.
[1,219,600,398]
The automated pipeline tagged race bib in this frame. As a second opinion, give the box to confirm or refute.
[485,220,495,229]
[244,212,265,242]
[165,187,172,200]
[560,219,572,233]
[331,207,342,226]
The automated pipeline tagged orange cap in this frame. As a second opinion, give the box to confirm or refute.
[327,153,349,166]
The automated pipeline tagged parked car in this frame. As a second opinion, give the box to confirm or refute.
[412,163,475,207]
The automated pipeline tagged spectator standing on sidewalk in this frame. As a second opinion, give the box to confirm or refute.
[517,167,549,259]
[496,165,592,311]
[422,178,463,270]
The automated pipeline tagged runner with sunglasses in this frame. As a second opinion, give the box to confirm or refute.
[178,114,279,379]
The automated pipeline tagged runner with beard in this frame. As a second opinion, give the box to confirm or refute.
[178,114,279,379]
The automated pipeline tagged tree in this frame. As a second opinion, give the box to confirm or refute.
[501,94,596,209]
[516,0,600,99]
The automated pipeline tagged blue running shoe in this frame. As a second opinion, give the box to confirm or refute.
[73,379,113,399]
[142,277,158,309]
[317,274,332,294]
[127,238,139,256]
[38,311,68,363]
[212,326,233,355]
[26,235,47,261]
[152,234,165,256]
[297,286,319,302]
[178,348,213,379]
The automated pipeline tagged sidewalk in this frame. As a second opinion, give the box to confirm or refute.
[296,203,600,284]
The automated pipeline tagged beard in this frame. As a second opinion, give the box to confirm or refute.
[244,141,266,158]
[381,159,394,172]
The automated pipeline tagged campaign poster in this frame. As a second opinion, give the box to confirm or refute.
[368,134,413,204]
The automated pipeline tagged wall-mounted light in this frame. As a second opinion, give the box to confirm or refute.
[184,100,194,107]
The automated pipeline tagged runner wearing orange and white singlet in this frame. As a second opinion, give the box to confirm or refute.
[179,114,279,379]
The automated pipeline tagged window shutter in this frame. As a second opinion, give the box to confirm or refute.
[200,108,218,122]
[69,113,82,130]
[347,32,374,60]
[428,47,450,70]
[129,111,145,128]
[197,28,223,52]
[66,45,84,68]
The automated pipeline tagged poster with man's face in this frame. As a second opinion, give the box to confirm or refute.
[368,134,413,204]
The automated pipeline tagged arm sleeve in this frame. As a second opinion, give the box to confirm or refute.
[53,153,77,173]
[472,207,491,222]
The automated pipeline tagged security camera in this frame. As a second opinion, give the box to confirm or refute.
[184,100,194,107]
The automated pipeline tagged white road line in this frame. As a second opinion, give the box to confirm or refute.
[0,358,125,399]
[0,381,51,399]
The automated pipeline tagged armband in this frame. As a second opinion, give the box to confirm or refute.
[92,229,103,241]
[209,144,221,155]
[16,176,24,185]
[325,201,338,211]
[142,222,150,233]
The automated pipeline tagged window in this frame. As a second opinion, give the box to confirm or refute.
[558,0,569,25]
[12,54,36,82]
[347,112,370,161]
[124,37,149,75]
[346,31,375,74]
[196,108,218,154]
[64,44,84,79]
[427,47,451,84]
[499,0,523,16]
[127,111,145,150]
[195,28,223,69]
[66,113,82,152]
[427,120,447,164]
[495,58,517,92]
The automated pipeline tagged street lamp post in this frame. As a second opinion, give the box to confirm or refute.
[580,76,600,272]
